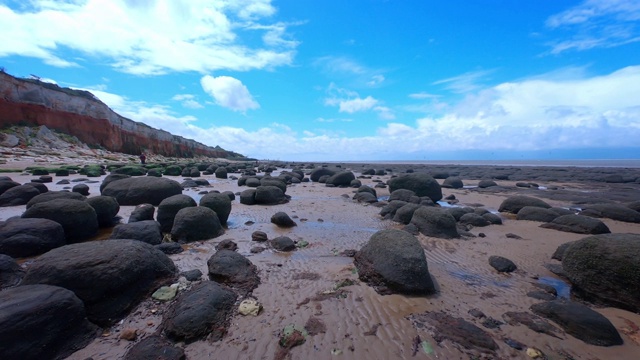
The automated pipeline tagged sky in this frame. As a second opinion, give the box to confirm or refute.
[1,0,639,161]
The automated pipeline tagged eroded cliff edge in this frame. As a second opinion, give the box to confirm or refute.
[0,72,243,159]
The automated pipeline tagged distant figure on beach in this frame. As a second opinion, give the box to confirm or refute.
[139,153,146,164]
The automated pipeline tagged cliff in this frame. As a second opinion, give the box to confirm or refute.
[0,71,242,159]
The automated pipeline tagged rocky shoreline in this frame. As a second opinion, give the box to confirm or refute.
[1,157,640,360]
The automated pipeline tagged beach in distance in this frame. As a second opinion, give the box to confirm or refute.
[2,154,640,360]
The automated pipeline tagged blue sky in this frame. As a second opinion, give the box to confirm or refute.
[1,0,639,161]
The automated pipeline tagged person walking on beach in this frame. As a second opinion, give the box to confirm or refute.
[139,153,146,164]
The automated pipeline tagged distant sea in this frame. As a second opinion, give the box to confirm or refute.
[336,159,640,168]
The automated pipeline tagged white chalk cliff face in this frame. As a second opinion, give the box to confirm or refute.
[0,72,237,158]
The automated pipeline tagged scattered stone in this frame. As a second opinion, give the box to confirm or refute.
[157,194,197,233]
[155,242,184,255]
[489,255,517,273]
[468,308,486,319]
[506,233,523,239]
[517,206,560,222]
[503,338,526,350]
[388,173,443,202]
[271,211,297,228]
[581,203,640,223]
[527,291,557,301]
[86,195,120,227]
[207,250,260,295]
[72,183,90,196]
[270,236,296,252]
[502,312,563,339]
[251,231,268,242]
[152,285,178,301]
[304,316,327,335]
[410,207,459,239]
[119,328,137,341]
[199,192,232,225]
[0,184,41,206]
[250,246,265,254]
[180,269,203,282]
[238,299,262,316]
[215,239,238,251]
[481,317,504,329]
[123,335,186,360]
[128,203,155,223]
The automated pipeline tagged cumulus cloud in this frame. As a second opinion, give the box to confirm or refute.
[200,75,259,112]
[338,96,378,113]
[0,0,297,75]
[172,94,204,109]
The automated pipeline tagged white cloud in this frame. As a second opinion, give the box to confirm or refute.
[374,106,395,120]
[338,96,378,113]
[172,94,204,109]
[433,70,495,94]
[409,92,440,99]
[545,0,640,54]
[200,75,259,112]
[367,74,385,87]
[0,0,297,75]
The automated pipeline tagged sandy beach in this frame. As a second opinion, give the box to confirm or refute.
[2,157,640,360]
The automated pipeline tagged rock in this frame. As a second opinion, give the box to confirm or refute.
[279,325,307,349]
[0,218,65,258]
[215,239,238,251]
[580,203,640,223]
[482,213,503,225]
[128,203,155,223]
[310,168,336,182]
[410,207,459,239]
[255,185,288,205]
[238,299,262,316]
[540,214,611,234]
[112,166,147,176]
[478,179,498,188]
[199,192,232,225]
[26,191,86,209]
[155,242,184,255]
[388,173,442,202]
[157,194,197,232]
[531,300,623,346]
[527,291,557,301]
[489,255,517,273]
[498,195,551,214]
[21,240,177,326]
[270,236,296,252]
[101,177,183,206]
[502,311,563,338]
[447,207,473,221]
[552,241,576,261]
[0,254,24,289]
[0,285,97,360]
[207,250,260,295]
[180,269,203,281]
[152,286,178,301]
[392,203,423,224]
[409,311,497,353]
[326,171,356,187]
[353,191,378,203]
[516,206,560,222]
[119,328,137,341]
[26,182,47,194]
[562,233,640,312]
[379,200,408,219]
[251,231,268,242]
[442,176,463,189]
[260,178,287,193]
[215,167,228,179]
[22,199,98,243]
[162,281,236,343]
[239,189,256,205]
[0,184,41,207]
[123,335,185,360]
[627,200,640,212]
[171,207,225,243]
[99,174,130,193]
[355,229,435,295]
[110,220,162,245]
[86,195,120,227]
[459,213,491,227]
[72,183,90,196]
[271,211,297,228]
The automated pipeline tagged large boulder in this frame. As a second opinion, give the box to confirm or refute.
[171,207,224,242]
[441,176,463,189]
[0,285,98,360]
[392,203,423,224]
[540,214,611,234]
[26,191,86,209]
[498,196,551,214]
[531,300,623,346]
[580,203,640,223]
[99,173,131,193]
[239,189,256,205]
[516,206,560,222]
[207,250,260,295]
[0,184,41,207]
[157,194,197,233]
[309,168,336,182]
[86,195,120,227]
[562,233,640,312]
[199,192,232,225]
[0,254,24,289]
[110,220,163,245]
[22,199,98,243]
[0,180,20,196]
[260,178,287,193]
[254,185,288,205]
[271,211,297,228]
[388,189,418,203]
[21,240,177,326]
[410,206,459,239]
[123,335,185,360]
[101,177,183,206]
[459,213,491,227]
[354,229,435,295]
[326,171,356,187]
[0,218,65,258]
[388,173,442,202]
[162,281,236,343]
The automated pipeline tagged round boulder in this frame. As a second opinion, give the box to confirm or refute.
[171,207,224,243]
[157,194,197,233]
[516,206,560,222]
[128,203,155,223]
[86,195,120,227]
[0,184,41,207]
[110,220,162,245]
[0,254,24,289]
[271,212,297,228]
[270,236,296,252]
[410,206,459,239]
[442,176,463,189]
[255,185,288,205]
[199,192,232,226]
[388,173,442,202]
[22,199,98,243]
[540,214,610,234]
[0,218,65,258]
[101,177,183,206]
[354,229,435,295]
[498,195,551,214]
[26,191,86,209]
[207,249,260,295]
[326,171,356,187]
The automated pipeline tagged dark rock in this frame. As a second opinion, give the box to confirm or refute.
[171,207,224,243]
[215,167,228,179]
[531,300,623,346]
[260,178,287,193]
[180,269,203,282]
[255,185,288,205]
[581,203,640,223]
[516,206,560,222]
[502,311,563,338]
[353,191,378,203]
[199,192,232,225]
[72,183,90,196]
[388,173,442,202]
[447,207,474,221]
[379,200,408,219]
[503,338,526,350]
[22,199,98,243]
[26,190,85,209]
[552,241,576,261]
[21,240,177,326]
[26,182,47,194]
[482,213,503,225]
[87,195,120,227]
[459,213,490,227]
[410,207,459,239]
[112,166,147,176]
[388,189,417,203]
[468,308,486,318]
[0,254,24,289]
[627,200,640,212]
[271,211,297,228]
[101,177,183,206]
[562,233,640,312]
[481,317,503,329]
[505,233,523,239]
[0,218,65,258]
[0,180,20,196]
[540,214,610,234]
[251,231,268,242]
[409,311,497,353]
[441,177,463,189]
[527,291,557,300]
[250,246,265,253]
[157,194,197,233]
[0,184,41,207]
[110,220,162,245]
[498,195,551,214]
[215,239,237,251]
[326,171,355,187]
[162,281,236,343]
[489,255,517,273]
[123,335,185,360]
[155,242,184,255]
[270,236,296,252]
[99,173,131,193]
[239,189,256,205]
[310,168,336,182]
[392,203,423,224]
[0,284,98,360]
[354,229,435,295]
[478,179,498,188]
[128,203,155,223]
[207,250,260,294]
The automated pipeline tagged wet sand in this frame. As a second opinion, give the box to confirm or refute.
[2,164,640,360]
